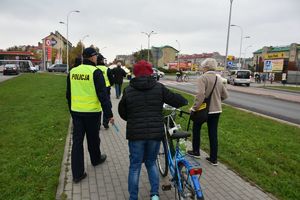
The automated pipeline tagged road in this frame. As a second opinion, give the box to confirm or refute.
[160,77,300,125]
[0,73,19,83]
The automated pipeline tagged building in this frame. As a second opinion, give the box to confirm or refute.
[42,31,71,69]
[151,45,178,68]
[253,43,300,83]
[0,50,41,72]
[115,54,135,67]
[178,52,225,70]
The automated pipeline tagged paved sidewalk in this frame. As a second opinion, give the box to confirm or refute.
[56,96,277,200]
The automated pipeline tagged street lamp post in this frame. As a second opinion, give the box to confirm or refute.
[243,45,252,69]
[59,21,67,64]
[176,40,181,70]
[231,24,250,68]
[80,34,89,54]
[66,10,80,73]
[224,0,234,71]
[141,31,157,62]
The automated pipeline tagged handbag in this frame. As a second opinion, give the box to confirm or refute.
[190,76,218,123]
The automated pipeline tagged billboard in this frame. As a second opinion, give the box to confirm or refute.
[263,59,284,72]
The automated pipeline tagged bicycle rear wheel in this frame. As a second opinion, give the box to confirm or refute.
[156,139,168,177]
[183,75,189,82]
[176,164,204,200]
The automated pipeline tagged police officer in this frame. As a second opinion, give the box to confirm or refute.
[66,47,114,183]
[96,53,114,129]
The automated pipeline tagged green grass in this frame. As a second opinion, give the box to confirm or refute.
[122,82,300,199]
[265,85,300,92]
[171,89,300,200]
[0,73,70,200]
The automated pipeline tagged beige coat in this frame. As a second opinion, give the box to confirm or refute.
[192,71,229,114]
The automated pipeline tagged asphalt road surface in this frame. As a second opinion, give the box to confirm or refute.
[160,78,300,125]
[0,73,19,83]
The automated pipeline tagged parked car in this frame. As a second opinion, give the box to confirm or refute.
[48,64,68,72]
[3,64,20,75]
[151,69,160,81]
[153,68,165,78]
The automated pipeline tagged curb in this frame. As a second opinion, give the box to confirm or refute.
[55,118,72,200]
[226,87,300,104]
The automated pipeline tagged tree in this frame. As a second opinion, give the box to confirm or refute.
[133,49,153,63]
[6,46,23,51]
[69,41,84,67]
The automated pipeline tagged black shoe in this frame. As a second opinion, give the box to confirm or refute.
[206,157,218,166]
[187,150,201,158]
[73,172,87,183]
[93,154,107,166]
[103,124,109,129]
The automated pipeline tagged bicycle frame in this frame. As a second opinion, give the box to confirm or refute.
[162,107,204,199]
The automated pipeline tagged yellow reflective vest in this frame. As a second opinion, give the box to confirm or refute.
[70,64,102,112]
[96,65,111,87]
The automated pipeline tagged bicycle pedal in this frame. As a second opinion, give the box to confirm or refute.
[162,184,172,191]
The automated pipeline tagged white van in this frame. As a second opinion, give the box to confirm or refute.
[228,70,251,86]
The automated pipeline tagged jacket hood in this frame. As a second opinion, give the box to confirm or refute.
[129,76,157,90]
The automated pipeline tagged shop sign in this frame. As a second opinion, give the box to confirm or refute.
[264,52,286,59]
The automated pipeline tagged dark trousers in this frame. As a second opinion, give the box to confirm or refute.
[192,113,220,161]
[115,83,122,98]
[71,113,102,179]
[100,87,111,126]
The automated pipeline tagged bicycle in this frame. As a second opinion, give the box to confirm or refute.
[176,73,189,82]
[157,104,204,200]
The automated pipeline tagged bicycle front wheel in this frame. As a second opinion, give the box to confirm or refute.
[156,139,168,177]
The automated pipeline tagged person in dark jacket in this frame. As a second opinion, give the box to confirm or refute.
[96,53,114,129]
[66,47,114,183]
[111,62,127,99]
[118,60,188,200]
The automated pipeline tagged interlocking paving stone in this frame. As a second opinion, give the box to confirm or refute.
[56,94,277,200]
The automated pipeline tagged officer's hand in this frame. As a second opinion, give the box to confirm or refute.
[109,117,115,124]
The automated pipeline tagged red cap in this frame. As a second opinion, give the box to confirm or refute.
[133,60,153,77]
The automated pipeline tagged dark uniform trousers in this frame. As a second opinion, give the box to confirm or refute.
[102,87,111,126]
[71,113,102,179]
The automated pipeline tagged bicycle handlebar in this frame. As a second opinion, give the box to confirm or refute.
[163,104,191,117]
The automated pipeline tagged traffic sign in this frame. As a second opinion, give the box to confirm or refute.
[51,38,57,46]
[45,39,51,46]
[264,60,272,72]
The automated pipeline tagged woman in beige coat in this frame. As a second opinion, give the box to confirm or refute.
[187,58,229,166]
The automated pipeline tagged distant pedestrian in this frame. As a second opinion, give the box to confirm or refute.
[262,74,266,83]
[111,62,127,99]
[255,73,260,83]
[96,53,114,129]
[269,73,274,84]
[187,58,229,166]
[66,47,114,183]
[118,60,188,200]
[282,73,287,86]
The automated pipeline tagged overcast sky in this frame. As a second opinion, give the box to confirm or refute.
[0,0,299,62]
